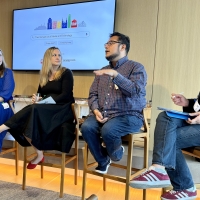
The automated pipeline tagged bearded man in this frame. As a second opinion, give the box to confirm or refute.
[81,32,147,174]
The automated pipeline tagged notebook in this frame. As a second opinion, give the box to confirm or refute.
[36,96,56,104]
[157,106,191,120]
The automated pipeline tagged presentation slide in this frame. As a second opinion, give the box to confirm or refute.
[12,0,116,70]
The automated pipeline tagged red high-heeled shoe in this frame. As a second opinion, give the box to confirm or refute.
[27,157,44,169]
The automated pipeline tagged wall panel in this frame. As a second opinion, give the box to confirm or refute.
[115,0,158,101]
[1,0,200,151]
[0,0,158,100]
[150,0,200,149]
[0,0,57,95]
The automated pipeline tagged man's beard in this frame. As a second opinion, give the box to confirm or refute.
[106,52,119,61]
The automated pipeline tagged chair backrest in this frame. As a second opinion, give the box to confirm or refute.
[143,108,150,133]
[182,147,200,159]
[71,103,79,130]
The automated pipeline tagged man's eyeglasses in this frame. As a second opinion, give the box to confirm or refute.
[104,40,122,47]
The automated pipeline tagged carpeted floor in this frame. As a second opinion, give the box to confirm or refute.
[0,180,81,200]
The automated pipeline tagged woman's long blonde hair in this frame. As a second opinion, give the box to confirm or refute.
[0,49,7,77]
[39,47,66,87]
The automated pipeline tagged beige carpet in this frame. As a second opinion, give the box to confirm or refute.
[0,180,81,200]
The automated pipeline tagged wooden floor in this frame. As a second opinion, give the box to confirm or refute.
[0,161,199,200]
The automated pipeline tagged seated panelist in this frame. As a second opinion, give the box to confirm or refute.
[0,47,75,169]
[81,32,147,174]
[0,49,15,151]
[130,93,200,200]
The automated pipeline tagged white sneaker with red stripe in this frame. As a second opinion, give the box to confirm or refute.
[129,166,171,189]
[161,189,197,200]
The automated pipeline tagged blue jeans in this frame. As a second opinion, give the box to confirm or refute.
[153,111,200,190]
[81,115,143,167]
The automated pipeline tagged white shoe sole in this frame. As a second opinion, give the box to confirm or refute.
[161,196,197,200]
[95,160,111,174]
[129,180,171,189]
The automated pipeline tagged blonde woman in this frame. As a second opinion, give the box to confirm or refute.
[0,49,15,151]
[0,47,75,169]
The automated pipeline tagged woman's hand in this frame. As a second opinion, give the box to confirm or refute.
[171,93,189,107]
[186,112,200,124]
[93,109,108,123]
[31,94,42,104]
[31,94,37,103]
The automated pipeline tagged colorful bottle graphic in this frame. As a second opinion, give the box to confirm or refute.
[71,19,77,28]
[47,18,52,29]
[68,14,71,28]
[62,19,67,28]
[57,21,61,29]
[36,14,86,30]
[52,21,57,29]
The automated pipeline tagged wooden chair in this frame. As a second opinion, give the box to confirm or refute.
[162,147,200,193]
[182,147,200,163]
[182,147,200,188]
[0,100,19,175]
[22,103,79,198]
[82,109,150,200]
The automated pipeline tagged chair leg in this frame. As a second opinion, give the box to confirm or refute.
[22,147,27,190]
[41,162,44,179]
[82,144,89,200]
[103,177,106,191]
[142,136,149,200]
[74,131,78,185]
[60,153,66,198]
[82,168,87,200]
[143,189,147,200]
[15,141,18,175]
[143,136,149,169]
[162,187,166,193]
[125,135,134,200]
[74,153,78,185]
[40,151,44,179]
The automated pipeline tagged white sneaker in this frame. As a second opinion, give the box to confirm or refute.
[95,159,111,174]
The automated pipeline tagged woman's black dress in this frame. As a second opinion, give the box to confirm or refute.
[5,68,76,153]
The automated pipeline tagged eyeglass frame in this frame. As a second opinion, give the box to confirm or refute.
[104,40,122,47]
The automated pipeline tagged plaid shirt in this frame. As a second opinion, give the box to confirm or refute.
[88,56,147,120]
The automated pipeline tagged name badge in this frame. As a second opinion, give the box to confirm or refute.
[2,102,9,109]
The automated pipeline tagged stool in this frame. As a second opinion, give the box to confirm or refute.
[82,109,149,200]
[0,100,18,175]
[22,103,79,197]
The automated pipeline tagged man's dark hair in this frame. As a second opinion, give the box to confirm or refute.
[110,32,130,54]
